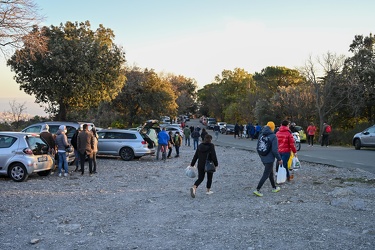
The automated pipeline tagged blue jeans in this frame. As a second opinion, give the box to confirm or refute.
[276,152,291,178]
[193,139,199,150]
[58,151,68,174]
[185,136,190,146]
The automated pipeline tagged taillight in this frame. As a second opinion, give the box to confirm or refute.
[141,141,147,145]
[23,148,33,155]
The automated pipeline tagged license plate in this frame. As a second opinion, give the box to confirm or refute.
[38,156,48,162]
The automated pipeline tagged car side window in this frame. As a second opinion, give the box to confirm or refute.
[0,136,17,148]
[367,127,375,134]
[97,132,105,139]
[23,125,42,133]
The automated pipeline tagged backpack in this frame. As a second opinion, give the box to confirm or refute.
[257,135,272,156]
[325,125,332,133]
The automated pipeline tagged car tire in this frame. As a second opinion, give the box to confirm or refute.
[37,170,52,176]
[354,139,361,150]
[120,147,134,161]
[9,163,28,182]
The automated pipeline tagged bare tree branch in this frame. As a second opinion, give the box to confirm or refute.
[0,0,46,57]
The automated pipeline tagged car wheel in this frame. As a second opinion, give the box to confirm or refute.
[9,163,29,182]
[296,142,301,151]
[37,169,52,176]
[354,139,361,150]
[120,147,134,161]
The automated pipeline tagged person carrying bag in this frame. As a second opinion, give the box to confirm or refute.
[189,134,218,198]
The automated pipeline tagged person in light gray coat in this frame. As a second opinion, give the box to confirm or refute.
[55,125,70,177]
[253,121,283,197]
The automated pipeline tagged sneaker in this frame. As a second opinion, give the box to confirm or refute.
[272,187,281,193]
[190,187,196,198]
[206,191,214,195]
[253,190,263,197]
[58,173,62,177]
[64,173,68,177]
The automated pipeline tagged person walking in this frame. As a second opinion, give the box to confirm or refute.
[189,134,219,198]
[276,120,297,182]
[183,126,191,146]
[167,131,174,159]
[306,122,317,147]
[191,128,200,150]
[321,122,331,147]
[174,131,182,157]
[156,127,169,160]
[213,123,220,140]
[55,125,70,177]
[200,128,208,142]
[254,123,261,139]
[71,125,82,172]
[234,123,240,139]
[253,121,283,197]
[92,127,99,174]
[77,124,95,175]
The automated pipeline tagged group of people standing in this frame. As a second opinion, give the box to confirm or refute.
[40,123,99,177]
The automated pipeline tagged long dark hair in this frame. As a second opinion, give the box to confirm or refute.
[204,134,212,143]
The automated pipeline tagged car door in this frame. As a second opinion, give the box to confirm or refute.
[362,126,375,146]
[0,135,17,172]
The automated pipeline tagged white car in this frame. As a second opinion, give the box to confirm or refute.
[164,126,184,138]
[0,132,54,182]
[217,122,227,130]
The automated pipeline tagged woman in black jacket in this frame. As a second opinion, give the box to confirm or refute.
[189,134,218,198]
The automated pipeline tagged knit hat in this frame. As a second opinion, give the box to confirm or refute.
[266,121,275,132]
[42,124,49,131]
[59,125,66,131]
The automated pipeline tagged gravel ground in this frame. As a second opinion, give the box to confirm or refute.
[0,144,374,250]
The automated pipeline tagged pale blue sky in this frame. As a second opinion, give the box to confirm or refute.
[1,0,374,115]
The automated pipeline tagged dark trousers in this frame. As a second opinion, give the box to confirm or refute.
[321,134,329,146]
[175,145,180,156]
[308,135,315,145]
[167,147,172,157]
[256,162,276,190]
[80,152,93,174]
[194,166,214,189]
[92,152,97,172]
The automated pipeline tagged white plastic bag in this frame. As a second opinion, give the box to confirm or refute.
[293,157,301,169]
[185,166,196,178]
[276,164,287,184]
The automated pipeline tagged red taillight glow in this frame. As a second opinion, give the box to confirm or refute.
[141,141,147,145]
[23,148,33,155]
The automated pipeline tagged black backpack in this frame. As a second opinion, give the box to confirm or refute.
[257,134,272,156]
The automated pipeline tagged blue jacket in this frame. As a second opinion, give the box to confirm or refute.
[158,130,170,145]
[258,126,281,163]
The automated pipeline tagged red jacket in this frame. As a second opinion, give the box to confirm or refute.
[276,126,297,154]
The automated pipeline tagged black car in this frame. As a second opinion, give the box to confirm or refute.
[223,124,235,134]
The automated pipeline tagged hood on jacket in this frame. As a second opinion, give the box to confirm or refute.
[198,142,212,153]
[261,126,273,136]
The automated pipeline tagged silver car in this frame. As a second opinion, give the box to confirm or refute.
[97,129,155,161]
[0,132,54,182]
[353,125,375,150]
